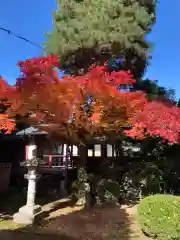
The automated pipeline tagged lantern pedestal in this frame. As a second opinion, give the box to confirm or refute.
[13,158,42,225]
[13,204,42,225]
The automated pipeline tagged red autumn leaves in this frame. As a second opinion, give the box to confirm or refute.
[0,77,16,133]
[126,101,180,143]
[1,55,180,144]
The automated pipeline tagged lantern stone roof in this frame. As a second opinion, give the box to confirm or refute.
[16,126,48,136]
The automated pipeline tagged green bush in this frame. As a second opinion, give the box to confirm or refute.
[138,194,180,240]
[97,179,121,203]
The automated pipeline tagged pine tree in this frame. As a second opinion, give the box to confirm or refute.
[45,0,156,79]
[133,79,176,102]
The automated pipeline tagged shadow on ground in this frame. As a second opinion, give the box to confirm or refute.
[0,230,76,240]
[0,190,145,239]
[0,187,64,220]
[0,205,135,240]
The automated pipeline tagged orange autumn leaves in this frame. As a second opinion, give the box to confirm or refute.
[6,55,147,138]
[0,77,15,133]
[1,55,180,144]
[0,114,15,133]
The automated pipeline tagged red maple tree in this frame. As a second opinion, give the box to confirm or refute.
[0,77,16,133]
[5,56,147,142]
[3,55,180,144]
[125,101,180,144]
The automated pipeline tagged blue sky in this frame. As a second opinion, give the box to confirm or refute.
[0,1,179,97]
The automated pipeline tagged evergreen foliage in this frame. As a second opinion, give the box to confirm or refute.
[45,0,156,78]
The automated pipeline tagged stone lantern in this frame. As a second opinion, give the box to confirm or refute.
[13,139,42,224]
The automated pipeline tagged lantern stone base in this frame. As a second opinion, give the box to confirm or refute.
[13,204,42,225]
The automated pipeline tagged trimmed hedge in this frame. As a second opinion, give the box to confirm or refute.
[138,194,180,240]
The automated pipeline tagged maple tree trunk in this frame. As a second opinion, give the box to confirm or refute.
[78,144,94,209]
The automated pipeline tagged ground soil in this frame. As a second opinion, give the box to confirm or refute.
[0,198,150,240]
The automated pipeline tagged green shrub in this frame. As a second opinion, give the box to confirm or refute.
[97,179,121,203]
[138,194,180,240]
